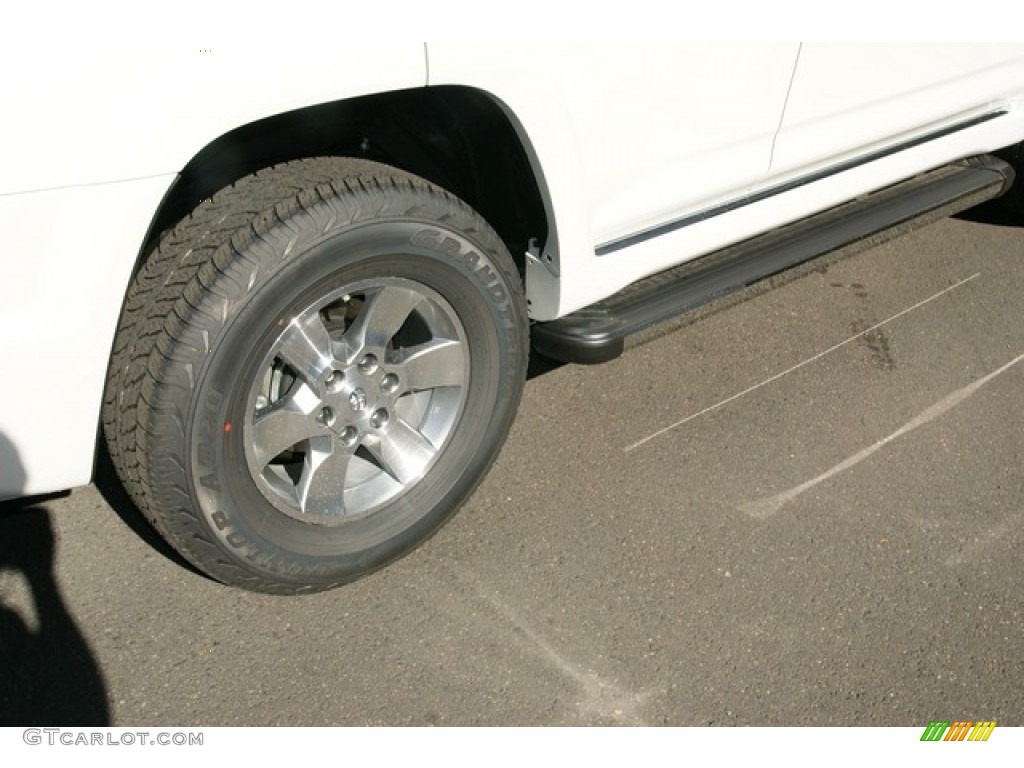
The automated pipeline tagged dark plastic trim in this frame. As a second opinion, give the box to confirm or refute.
[533,156,1014,364]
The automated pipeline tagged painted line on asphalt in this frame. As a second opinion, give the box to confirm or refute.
[945,512,1022,566]
[740,349,1024,519]
[624,272,981,453]
[446,567,650,724]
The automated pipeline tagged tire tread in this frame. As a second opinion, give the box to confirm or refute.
[101,157,526,593]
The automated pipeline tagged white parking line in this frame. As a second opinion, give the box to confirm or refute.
[740,350,1024,519]
[446,567,650,725]
[624,272,981,453]
[945,513,1022,567]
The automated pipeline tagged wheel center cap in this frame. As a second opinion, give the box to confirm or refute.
[349,388,368,412]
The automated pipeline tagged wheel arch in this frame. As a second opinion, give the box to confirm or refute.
[138,87,553,283]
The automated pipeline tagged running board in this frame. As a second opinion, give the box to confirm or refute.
[532,155,1015,364]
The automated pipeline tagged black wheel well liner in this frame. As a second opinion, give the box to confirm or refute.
[140,86,550,276]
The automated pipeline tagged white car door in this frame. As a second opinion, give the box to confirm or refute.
[428,44,801,247]
[770,43,1024,180]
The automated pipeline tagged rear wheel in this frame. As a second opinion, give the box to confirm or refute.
[102,158,528,593]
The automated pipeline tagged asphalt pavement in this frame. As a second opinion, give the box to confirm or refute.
[1,204,1022,726]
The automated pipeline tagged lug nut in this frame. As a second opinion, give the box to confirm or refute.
[339,425,359,447]
[358,354,379,374]
[317,406,336,427]
[370,408,389,429]
[325,370,344,392]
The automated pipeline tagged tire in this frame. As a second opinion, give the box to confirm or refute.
[102,157,528,594]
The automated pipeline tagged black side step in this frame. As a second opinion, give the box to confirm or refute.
[532,155,1015,364]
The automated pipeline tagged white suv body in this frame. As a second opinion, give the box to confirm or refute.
[3,44,1023,591]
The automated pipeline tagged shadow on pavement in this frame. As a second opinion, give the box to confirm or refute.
[0,432,111,725]
[92,441,201,576]
[527,347,566,380]
[954,197,1023,227]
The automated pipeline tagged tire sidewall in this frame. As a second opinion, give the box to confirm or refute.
[185,216,524,588]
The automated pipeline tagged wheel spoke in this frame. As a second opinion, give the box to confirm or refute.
[393,339,466,391]
[245,277,474,520]
[345,286,423,354]
[367,417,437,486]
[250,384,322,468]
[297,437,356,516]
[277,310,335,387]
